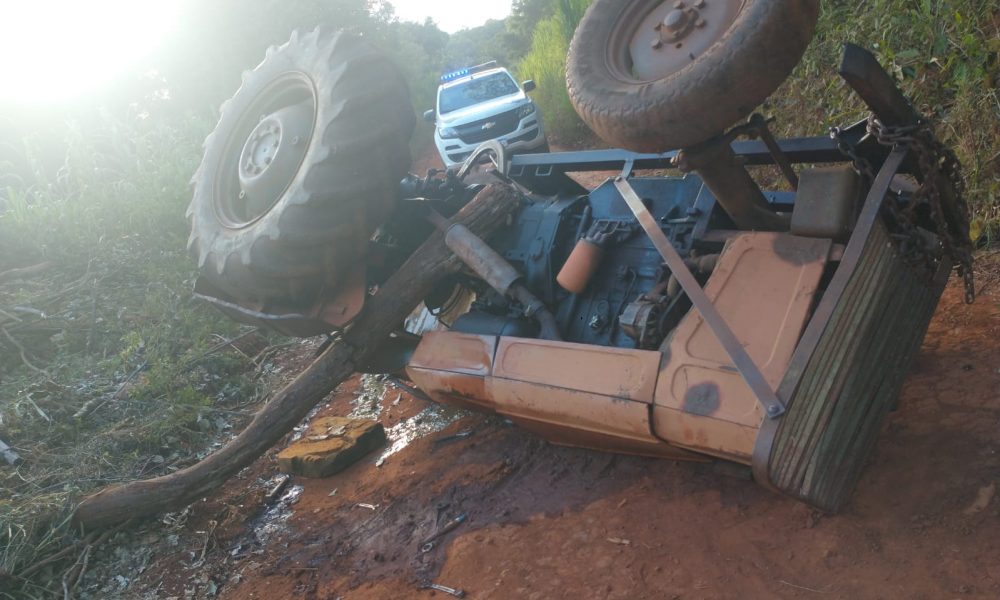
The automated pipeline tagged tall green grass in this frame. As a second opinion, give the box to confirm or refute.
[0,108,264,597]
[771,0,999,239]
[517,0,593,145]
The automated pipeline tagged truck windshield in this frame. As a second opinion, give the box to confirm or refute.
[439,72,519,114]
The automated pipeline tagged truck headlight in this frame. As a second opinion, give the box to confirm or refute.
[438,126,459,139]
[517,103,536,120]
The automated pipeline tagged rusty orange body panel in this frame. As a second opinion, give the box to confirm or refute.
[407,233,830,465]
[489,338,698,459]
[655,233,831,462]
[407,333,497,412]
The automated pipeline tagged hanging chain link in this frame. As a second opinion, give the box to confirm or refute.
[830,116,975,303]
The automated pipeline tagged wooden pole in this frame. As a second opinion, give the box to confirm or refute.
[73,183,521,530]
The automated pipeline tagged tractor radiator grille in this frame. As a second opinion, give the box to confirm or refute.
[766,220,948,512]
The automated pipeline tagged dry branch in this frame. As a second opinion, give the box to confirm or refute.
[0,262,54,284]
[73,183,521,530]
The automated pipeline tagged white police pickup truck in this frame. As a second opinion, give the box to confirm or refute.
[423,62,548,168]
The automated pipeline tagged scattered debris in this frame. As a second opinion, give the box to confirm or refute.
[778,579,833,594]
[357,503,379,511]
[350,374,390,420]
[0,437,22,466]
[420,513,468,553]
[328,488,338,497]
[277,417,386,478]
[607,537,631,546]
[422,583,466,598]
[377,405,467,465]
[433,428,475,446]
[306,424,346,442]
[251,482,303,545]
[964,483,996,515]
[265,474,291,503]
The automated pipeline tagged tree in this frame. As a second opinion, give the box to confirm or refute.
[507,0,556,53]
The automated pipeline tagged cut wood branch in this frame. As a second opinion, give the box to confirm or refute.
[0,262,54,284]
[73,183,521,530]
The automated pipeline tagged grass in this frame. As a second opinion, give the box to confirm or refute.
[769,0,1000,241]
[517,0,593,146]
[0,108,272,598]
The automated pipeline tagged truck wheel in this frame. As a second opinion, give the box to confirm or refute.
[567,0,819,152]
[187,29,415,311]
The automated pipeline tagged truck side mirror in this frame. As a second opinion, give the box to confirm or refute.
[422,109,436,123]
[522,80,536,93]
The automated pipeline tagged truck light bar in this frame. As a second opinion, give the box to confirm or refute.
[440,60,498,83]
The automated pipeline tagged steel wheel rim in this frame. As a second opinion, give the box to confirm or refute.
[606,0,746,84]
[213,73,317,229]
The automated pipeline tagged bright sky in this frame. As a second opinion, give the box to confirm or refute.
[0,0,181,104]
[390,0,513,33]
[0,0,511,103]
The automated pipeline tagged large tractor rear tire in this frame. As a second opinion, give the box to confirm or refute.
[567,0,820,152]
[187,29,414,315]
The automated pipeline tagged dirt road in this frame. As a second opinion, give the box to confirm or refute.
[125,256,1000,600]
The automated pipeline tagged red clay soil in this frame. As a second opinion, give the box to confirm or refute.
[133,259,1000,600]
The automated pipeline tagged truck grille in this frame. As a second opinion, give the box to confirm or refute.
[456,109,520,145]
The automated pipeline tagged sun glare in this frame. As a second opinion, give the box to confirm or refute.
[0,0,182,103]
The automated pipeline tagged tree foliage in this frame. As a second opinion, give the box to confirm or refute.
[516,0,593,145]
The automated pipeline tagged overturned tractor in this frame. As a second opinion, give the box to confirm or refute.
[79,0,975,526]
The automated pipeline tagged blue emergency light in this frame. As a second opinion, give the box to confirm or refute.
[440,61,498,83]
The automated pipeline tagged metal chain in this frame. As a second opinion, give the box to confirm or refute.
[830,124,936,276]
[831,116,975,303]
[829,125,876,182]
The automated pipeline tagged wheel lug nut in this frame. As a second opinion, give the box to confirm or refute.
[664,9,687,32]
[696,19,707,28]
[652,39,664,49]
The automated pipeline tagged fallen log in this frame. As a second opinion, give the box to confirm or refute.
[73,183,521,530]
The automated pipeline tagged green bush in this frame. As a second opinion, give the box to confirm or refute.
[517,0,594,146]
[770,0,999,238]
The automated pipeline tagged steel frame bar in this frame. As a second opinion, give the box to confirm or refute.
[612,175,786,418]
[510,135,864,174]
